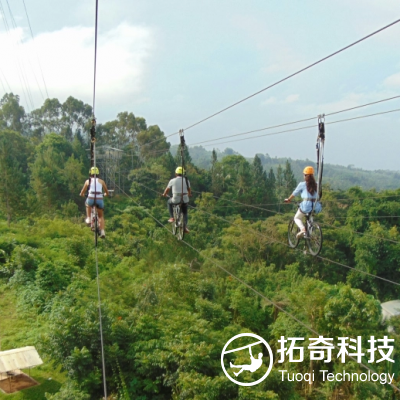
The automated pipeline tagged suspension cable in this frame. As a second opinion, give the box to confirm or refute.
[199,108,400,149]
[184,95,400,148]
[182,19,400,133]
[22,0,49,99]
[90,0,107,398]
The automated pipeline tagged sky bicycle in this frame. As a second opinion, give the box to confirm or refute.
[171,202,186,240]
[90,205,101,246]
[288,206,323,256]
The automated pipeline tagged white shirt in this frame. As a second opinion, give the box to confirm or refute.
[168,176,190,203]
[88,178,103,199]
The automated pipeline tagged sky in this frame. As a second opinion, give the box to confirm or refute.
[0,0,400,170]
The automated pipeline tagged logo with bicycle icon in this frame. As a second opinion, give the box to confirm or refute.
[221,333,274,386]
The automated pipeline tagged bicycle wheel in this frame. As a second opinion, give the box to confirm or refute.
[288,219,299,248]
[306,222,323,256]
[177,210,185,240]
[172,207,177,235]
[94,213,99,246]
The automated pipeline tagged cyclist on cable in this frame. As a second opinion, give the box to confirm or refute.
[284,166,322,238]
[162,166,191,234]
[79,167,109,238]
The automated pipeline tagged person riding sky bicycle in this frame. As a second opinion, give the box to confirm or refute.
[80,167,109,238]
[162,166,191,234]
[284,166,322,238]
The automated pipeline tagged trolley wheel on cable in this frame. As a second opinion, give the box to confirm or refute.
[306,222,323,256]
[288,219,300,248]
[177,211,185,241]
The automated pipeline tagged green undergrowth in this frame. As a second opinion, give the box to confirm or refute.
[0,284,66,399]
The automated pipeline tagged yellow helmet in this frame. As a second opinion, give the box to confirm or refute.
[89,167,99,175]
[303,166,314,175]
[175,166,185,175]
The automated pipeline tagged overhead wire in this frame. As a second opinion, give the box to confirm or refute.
[136,19,400,151]
[0,0,31,108]
[114,181,400,393]
[186,95,400,148]
[200,108,400,148]
[4,0,36,108]
[22,0,49,99]
[89,0,108,398]
[181,18,400,133]
[138,97,400,159]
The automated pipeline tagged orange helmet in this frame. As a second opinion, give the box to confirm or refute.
[303,166,314,175]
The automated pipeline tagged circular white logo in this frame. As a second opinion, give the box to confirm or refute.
[221,333,273,386]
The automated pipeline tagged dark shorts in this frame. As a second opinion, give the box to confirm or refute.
[86,198,104,210]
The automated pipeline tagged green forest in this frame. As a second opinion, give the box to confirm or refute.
[1,93,400,399]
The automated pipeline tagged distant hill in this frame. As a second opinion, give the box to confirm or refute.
[170,145,400,191]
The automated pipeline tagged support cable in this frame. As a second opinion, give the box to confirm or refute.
[90,0,107,398]
[138,103,400,158]
[182,18,400,132]
[198,108,400,149]
[185,95,400,148]
[5,0,36,107]
[0,0,31,109]
[114,182,400,393]
[22,0,49,99]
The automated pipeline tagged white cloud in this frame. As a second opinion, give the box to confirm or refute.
[261,94,299,106]
[285,94,299,103]
[0,22,153,114]
[384,72,400,88]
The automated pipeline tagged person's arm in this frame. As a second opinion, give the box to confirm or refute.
[79,181,89,197]
[284,194,295,203]
[162,187,170,197]
[284,182,303,203]
[100,179,109,196]
[187,179,192,197]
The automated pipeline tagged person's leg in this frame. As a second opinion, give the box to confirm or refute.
[96,200,105,237]
[98,208,105,230]
[85,198,94,224]
[182,203,188,226]
[168,199,174,222]
[294,209,305,232]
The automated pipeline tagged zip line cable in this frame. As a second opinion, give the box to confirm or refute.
[138,100,400,158]
[137,17,400,151]
[0,0,31,109]
[4,0,37,108]
[131,178,400,287]
[22,0,49,99]
[90,0,107,398]
[200,108,400,149]
[92,0,99,116]
[114,182,400,393]
[182,18,400,133]
[187,95,400,148]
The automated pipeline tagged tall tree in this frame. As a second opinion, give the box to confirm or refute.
[0,130,30,224]
[0,93,26,133]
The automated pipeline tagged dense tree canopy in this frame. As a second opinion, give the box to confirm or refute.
[0,94,399,399]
